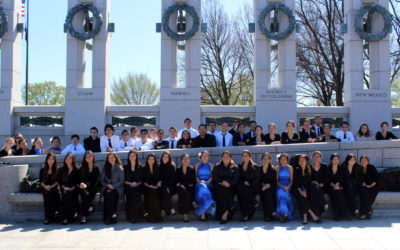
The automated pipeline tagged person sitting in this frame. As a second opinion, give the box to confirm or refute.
[335,121,355,142]
[100,124,120,152]
[376,121,398,140]
[29,137,44,155]
[312,115,323,137]
[320,124,339,142]
[299,119,317,143]
[61,134,86,155]
[134,129,154,150]
[166,127,178,149]
[149,128,158,142]
[281,120,300,144]
[207,121,218,136]
[265,123,281,145]
[117,129,134,152]
[247,125,266,145]
[0,137,15,157]
[153,129,169,149]
[215,122,233,147]
[229,119,240,135]
[15,139,29,156]
[84,127,101,153]
[177,118,199,139]
[233,124,247,146]
[177,130,193,149]
[44,136,63,154]
[356,123,375,141]
[11,133,24,155]
[128,126,140,145]
[245,121,257,144]
[192,124,217,148]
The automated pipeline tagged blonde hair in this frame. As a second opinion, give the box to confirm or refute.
[2,137,15,150]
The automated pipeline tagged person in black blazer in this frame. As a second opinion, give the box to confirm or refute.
[341,153,362,217]
[159,151,177,216]
[153,129,169,149]
[309,151,329,217]
[265,123,281,145]
[245,121,257,144]
[259,152,277,221]
[281,120,300,144]
[78,150,100,224]
[233,124,247,146]
[376,121,398,140]
[229,119,240,135]
[175,154,196,222]
[358,155,379,219]
[84,127,101,152]
[299,120,317,143]
[40,152,60,224]
[177,130,193,149]
[247,126,267,145]
[192,124,217,148]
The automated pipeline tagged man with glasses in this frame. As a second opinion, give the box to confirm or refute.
[117,129,134,151]
[335,121,355,142]
[229,119,240,135]
[177,117,199,139]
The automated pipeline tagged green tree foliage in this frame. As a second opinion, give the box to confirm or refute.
[21,81,65,105]
[111,73,159,105]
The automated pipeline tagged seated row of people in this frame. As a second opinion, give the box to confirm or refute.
[1,118,397,158]
[39,149,379,225]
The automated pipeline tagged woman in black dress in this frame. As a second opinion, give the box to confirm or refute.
[247,126,266,145]
[40,152,60,224]
[265,123,281,145]
[292,154,320,224]
[259,152,277,221]
[124,150,145,223]
[213,151,239,224]
[100,152,124,224]
[57,152,80,225]
[341,153,362,217]
[28,137,44,155]
[309,151,329,217]
[159,151,177,216]
[141,153,163,222]
[0,137,15,157]
[376,121,398,140]
[175,154,196,222]
[320,124,339,142]
[177,130,192,149]
[281,120,300,144]
[78,150,100,224]
[327,153,350,221]
[359,155,379,219]
[236,150,259,222]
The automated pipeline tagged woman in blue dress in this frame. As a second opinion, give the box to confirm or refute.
[276,153,294,222]
[194,150,216,221]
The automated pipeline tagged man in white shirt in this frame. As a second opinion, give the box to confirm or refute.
[100,124,120,152]
[128,126,139,146]
[117,129,135,152]
[167,127,178,149]
[207,121,218,136]
[215,122,233,147]
[134,129,154,150]
[61,134,86,155]
[149,128,158,141]
[335,121,355,142]
[177,117,199,139]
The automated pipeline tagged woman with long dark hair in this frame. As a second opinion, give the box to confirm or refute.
[159,151,176,216]
[327,153,350,221]
[342,153,362,217]
[124,150,145,223]
[359,155,379,219]
[236,150,260,222]
[141,153,163,222]
[356,123,374,141]
[175,154,196,222]
[40,152,60,224]
[276,153,294,222]
[57,152,80,225]
[213,151,239,224]
[309,151,329,217]
[100,152,124,224]
[259,152,277,221]
[177,130,192,148]
[78,150,100,224]
[29,137,44,155]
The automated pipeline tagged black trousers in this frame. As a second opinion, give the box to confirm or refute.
[308,184,327,216]
[43,188,60,221]
[177,186,194,214]
[359,186,379,216]
[160,186,174,215]
[292,189,310,216]
[260,188,275,218]
[125,185,145,221]
[328,188,348,220]
[214,184,235,220]
[236,183,257,218]
[103,189,119,221]
[344,184,360,215]
[79,187,97,217]
[144,187,162,222]
[60,189,78,221]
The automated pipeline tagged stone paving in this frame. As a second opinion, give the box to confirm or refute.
[0,216,400,250]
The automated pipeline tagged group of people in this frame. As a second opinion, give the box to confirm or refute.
[39,149,380,225]
[1,116,397,158]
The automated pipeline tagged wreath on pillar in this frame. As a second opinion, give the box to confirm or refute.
[354,4,392,42]
[65,3,103,41]
[0,7,9,38]
[162,4,200,41]
[258,3,296,41]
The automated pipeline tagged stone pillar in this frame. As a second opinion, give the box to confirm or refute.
[159,0,201,131]
[254,0,296,132]
[64,0,110,136]
[344,0,391,134]
[0,0,22,138]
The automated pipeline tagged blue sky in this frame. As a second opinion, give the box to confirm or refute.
[22,0,250,88]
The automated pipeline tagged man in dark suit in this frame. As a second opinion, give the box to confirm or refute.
[245,120,257,144]
[84,127,101,152]
[311,115,323,137]
[229,119,240,135]
[192,124,216,148]
[299,119,317,143]
[153,129,169,149]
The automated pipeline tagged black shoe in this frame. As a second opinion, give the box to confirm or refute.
[80,218,87,224]
[313,218,322,223]
[264,217,271,222]
[104,220,112,225]
[61,219,68,225]
[240,217,249,222]
[220,219,228,224]
[302,220,308,225]
[129,219,137,224]
[43,219,50,225]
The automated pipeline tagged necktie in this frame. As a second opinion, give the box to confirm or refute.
[124,142,127,147]
[344,133,347,139]
[171,140,174,149]
[74,147,76,151]
[222,134,226,147]
[307,131,310,136]
[317,127,321,136]
[108,138,112,148]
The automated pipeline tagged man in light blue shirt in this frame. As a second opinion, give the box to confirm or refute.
[335,121,355,142]
[61,134,86,155]
[215,122,233,147]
